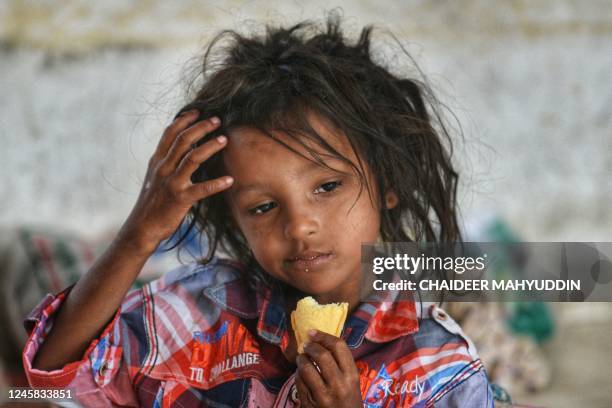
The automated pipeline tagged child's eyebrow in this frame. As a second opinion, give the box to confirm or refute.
[232,158,346,197]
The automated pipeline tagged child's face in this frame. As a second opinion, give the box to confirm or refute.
[223,115,394,303]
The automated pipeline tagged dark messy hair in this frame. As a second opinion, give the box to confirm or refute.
[171,13,462,293]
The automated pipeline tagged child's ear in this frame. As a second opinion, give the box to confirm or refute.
[384,190,399,209]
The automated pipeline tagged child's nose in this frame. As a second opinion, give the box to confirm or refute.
[283,208,319,241]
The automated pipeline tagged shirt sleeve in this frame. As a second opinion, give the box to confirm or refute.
[21,286,141,407]
[431,369,495,408]
[425,305,496,407]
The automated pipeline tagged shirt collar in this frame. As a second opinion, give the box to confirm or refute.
[203,266,419,350]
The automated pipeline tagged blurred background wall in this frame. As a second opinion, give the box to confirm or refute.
[1,0,611,241]
[1,1,611,406]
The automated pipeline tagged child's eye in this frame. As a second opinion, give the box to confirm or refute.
[314,181,342,194]
[248,202,277,215]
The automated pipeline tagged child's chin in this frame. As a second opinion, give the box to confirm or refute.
[292,281,339,298]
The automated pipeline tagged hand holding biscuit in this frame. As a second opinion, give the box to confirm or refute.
[295,330,362,407]
[290,297,361,407]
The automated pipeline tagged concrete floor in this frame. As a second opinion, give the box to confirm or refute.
[512,303,612,408]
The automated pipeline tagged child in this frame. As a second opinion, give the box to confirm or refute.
[23,14,494,407]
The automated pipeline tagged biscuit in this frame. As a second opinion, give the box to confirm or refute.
[290,296,348,353]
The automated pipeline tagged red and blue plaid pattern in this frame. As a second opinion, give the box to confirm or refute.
[22,258,493,407]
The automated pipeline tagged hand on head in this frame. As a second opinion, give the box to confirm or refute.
[120,110,233,253]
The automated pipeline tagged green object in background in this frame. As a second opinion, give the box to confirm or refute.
[508,301,555,343]
[485,218,522,243]
[483,217,556,343]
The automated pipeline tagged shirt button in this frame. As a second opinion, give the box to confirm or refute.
[291,384,299,403]
[435,309,448,321]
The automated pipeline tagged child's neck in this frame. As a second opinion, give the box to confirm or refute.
[283,276,376,316]
[312,292,361,315]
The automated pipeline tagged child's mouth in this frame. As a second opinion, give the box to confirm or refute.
[286,251,333,272]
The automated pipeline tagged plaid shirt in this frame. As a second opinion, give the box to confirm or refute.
[23,258,494,407]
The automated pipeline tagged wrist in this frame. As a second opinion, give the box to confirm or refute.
[115,225,160,257]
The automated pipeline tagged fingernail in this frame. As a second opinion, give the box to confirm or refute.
[216,135,227,144]
[224,176,234,186]
[308,329,317,338]
[210,116,221,125]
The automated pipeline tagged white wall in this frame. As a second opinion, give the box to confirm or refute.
[1,0,611,240]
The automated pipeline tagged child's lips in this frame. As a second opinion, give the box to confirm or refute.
[286,252,334,272]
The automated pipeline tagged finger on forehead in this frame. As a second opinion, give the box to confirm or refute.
[308,330,354,374]
[155,110,200,158]
[175,136,227,183]
[163,118,222,169]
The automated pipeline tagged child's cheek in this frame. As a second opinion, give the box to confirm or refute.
[243,225,267,244]
[242,222,280,260]
[352,213,382,245]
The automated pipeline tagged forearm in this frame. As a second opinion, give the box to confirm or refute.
[31,110,227,371]
[32,229,155,371]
